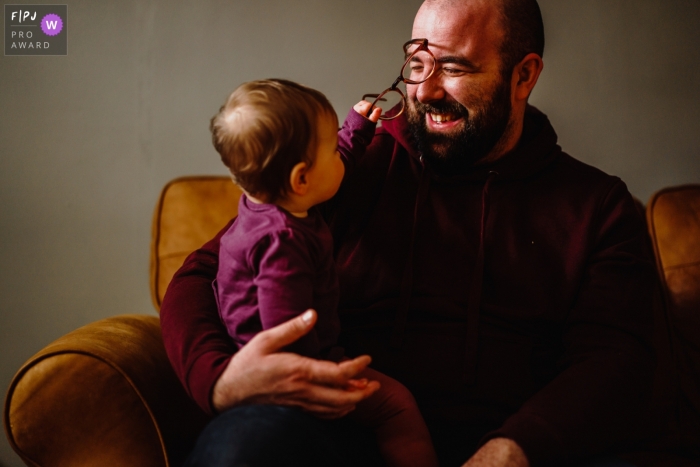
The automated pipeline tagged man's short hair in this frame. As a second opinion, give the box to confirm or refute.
[498,0,545,75]
[210,79,337,202]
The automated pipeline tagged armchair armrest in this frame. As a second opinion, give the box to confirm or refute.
[4,314,209,467]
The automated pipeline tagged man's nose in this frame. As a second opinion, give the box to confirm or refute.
[415,72,445,103]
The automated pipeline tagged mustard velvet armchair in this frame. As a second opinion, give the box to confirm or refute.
[4,176,242,467]
[645,184,700,461]
[4,177,700,466]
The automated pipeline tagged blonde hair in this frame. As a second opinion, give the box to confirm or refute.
[210,79,337,202]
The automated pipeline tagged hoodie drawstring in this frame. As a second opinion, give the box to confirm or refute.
[390,157,431,348]
[463,170,499,383]
[389,163,499,386]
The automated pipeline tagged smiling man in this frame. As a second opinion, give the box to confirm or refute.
[407,0,542,171]
[161,1,657,466]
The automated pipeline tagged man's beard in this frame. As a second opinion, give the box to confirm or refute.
[406,75,513,175]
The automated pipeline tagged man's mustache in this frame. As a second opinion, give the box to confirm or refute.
[411,99,469,119]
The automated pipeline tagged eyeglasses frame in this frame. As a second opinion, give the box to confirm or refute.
[362,38,436,121]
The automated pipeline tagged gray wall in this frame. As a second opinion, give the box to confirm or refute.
[1,1,698,465]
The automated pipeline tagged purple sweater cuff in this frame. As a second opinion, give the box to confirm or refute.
[344,107,377,131]
[338,108,377,163]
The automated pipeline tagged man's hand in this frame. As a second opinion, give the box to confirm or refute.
[462,438,530,467]
[212,309,380,418]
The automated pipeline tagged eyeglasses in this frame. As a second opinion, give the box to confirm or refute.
[362,38,437,121]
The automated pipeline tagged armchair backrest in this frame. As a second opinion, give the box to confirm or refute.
[150,176,242,311]
[647,184,700,436]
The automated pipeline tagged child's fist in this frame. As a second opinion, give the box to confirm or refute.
[354,101,382,123]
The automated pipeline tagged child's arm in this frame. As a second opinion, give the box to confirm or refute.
[352,367,439,467]
[337,100,382,174]
[252,230,322,358]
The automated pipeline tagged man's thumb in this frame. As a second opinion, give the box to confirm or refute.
[253,309,317,354]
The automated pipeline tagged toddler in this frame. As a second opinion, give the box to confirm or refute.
[210,78,438,467]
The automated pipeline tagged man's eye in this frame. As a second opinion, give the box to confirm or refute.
[443,67,465,76]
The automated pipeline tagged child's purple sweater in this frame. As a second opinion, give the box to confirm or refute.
[214,109,376,359]
[214,197,341,358]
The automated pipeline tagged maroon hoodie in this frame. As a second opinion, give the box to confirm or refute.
[160,106,655,466]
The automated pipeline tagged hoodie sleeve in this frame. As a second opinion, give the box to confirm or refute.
[484,180,657,466]
[159,220,237,415]
[337,108,378,175]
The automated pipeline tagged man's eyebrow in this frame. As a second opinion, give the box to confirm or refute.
[436,55,479,69]
[404,52,480,70]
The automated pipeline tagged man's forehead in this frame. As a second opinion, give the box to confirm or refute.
[411,0,502,54]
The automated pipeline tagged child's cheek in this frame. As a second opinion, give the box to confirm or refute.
[337,159,346,183]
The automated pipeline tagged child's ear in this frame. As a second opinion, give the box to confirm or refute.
[289,162,309,196]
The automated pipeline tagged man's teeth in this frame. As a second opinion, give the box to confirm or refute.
[430,113,454,123]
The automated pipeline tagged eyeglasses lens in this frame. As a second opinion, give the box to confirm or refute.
[362,40,435,120]
[375,89,405,120]
[401,46,435,84]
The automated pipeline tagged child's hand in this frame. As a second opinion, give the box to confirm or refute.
[344,378,371,391]
[354,100,382,123]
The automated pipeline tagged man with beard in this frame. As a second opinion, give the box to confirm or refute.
[406,46,514,173]
[161,0,656,466]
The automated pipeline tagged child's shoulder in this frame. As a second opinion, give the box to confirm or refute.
[222,213,324,271]
[225,200,321,249]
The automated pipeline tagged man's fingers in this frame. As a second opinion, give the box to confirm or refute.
[250,309,317,354]
[296,379,380,407]
[284,354,372,389]
[323,355,373,383]
[279,380,380,417]
[345,378,369,390]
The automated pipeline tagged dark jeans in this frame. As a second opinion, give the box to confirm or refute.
[184,405,383,467]
[581,460,638,467]
[184,404,638,467]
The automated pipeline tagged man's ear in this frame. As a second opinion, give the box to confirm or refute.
[512,52,544,102]
[289,161,309,196]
